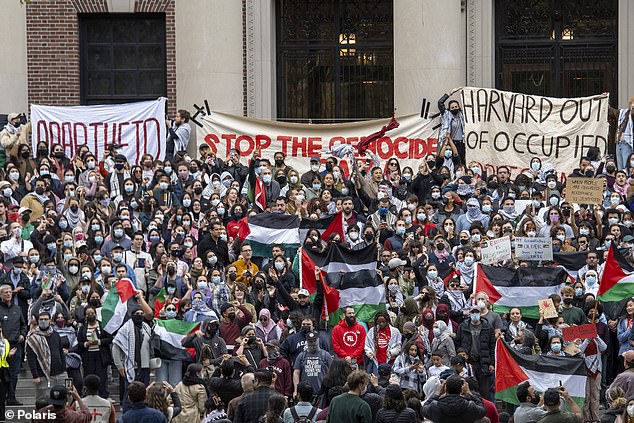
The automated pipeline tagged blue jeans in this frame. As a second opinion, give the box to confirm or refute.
[616,142,633,170]
[8,344,22,400]
[155,359,182,387]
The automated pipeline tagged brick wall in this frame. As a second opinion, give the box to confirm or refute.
[26,0,176,114]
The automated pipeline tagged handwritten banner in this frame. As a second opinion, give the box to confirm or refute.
[515,237,553,261]
[197,112,438,174]
[480,236,512,265]
[562,324,598,342]
[566,177,605,205]
[462,87,609,176]
[31,98,167,165]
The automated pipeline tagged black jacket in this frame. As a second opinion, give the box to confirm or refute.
[26,330,66,378]
[376,407,418,423]
[197,232,229,267]
[0,300,26,345]
[181,332,227,364]
[455,319,496,372]
[0,272,31,322]
[77,323,113,365]
[422,394,487,423]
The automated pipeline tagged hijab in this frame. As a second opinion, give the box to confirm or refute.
[255,308,276,335]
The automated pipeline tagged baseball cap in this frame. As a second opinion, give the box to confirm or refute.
[18,207,32,215]
[623,235,634,243]
[114,154,127,163]
[8,113,19,121]
[306,331,317,341]
[310,156,320,163]
[297,289,310,297]
[469,305,481,313]
[388,258,406,269]
[265,339,280,348]
[49,385,68,406]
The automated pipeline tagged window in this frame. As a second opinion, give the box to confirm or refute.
[80,15,166,105]
[495,0,617,105]
[276,0,394,122]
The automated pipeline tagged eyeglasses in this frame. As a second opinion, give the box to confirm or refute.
[166,308,176,312]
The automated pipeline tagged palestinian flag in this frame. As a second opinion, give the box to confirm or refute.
[552,251,588,282]
[474,264,567,319]
[254,177,266,211]
[598,242,634,302]
[238,212,300,258]
[102,278,137,334]
[299,215,337,243]
[152,319,200,361]
[320,211,345,242]
[303,244,384,324]
[495,339,587,407]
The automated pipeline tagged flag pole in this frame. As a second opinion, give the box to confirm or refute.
[298,247,303,290]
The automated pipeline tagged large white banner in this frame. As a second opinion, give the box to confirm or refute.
[198,112,438,174]
[462,87,609,176]
[31,98,167,165]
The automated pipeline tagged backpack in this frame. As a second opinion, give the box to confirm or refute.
[289,406,317,423]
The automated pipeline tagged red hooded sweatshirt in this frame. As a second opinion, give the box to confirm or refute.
[332,319,366,363]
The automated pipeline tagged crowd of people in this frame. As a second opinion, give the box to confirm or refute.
[0,94,629,423]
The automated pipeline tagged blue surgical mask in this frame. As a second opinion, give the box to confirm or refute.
[124,185,134,193]
[166,310,177,319]
[211,276,221,284]
[149,235,160,243]
[63,241,73,248]
[312,183,321,191]
[29,255,40,264]
[91,224,100,231]
[464,257,474,266]
[59,220,68,229]
[114,229,124,238]
[93,255,102,263]
[197,282,208,290]
[262,174,272,184]
[208,256,218,265]
[396,227,406,235]
[183,199,191,208]
[586,276,597,285]
[63,254,73,261]
[47,243,56,251]
[551,343,562,353]
[94,236,104,244]
[470,313,481,322]
[428,270,438,279]
[275,262,285,271]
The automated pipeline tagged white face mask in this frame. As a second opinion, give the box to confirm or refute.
[628,404,634,417]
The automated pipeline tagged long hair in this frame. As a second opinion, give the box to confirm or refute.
[373,310,392,352]
[263,394,287,423]
[322,358,352,391]
[146,383,169,419]
[383,394,406,411]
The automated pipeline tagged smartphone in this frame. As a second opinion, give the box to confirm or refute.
[64,378,73,390]
[351,357,357,370]
[137,258,146,268]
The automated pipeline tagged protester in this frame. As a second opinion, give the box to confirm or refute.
[33,385,91,423]
[3,95,634,423]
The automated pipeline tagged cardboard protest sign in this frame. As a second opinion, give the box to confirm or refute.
[31,98,167,165]
[462,87,609,176]
[515,237,553,261]
[197,112,438,174]
[566,177,605,205]
[538,298,559,319]
[514,200,532,215]
[480,236,512,265]
[562,324,598,342]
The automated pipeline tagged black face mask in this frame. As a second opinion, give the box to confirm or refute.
[227,312,236,320]
[205,325,218,337]
[436,243,445,251]
[131,314,144,326]
[21,151,30,159]
[89,299,101,307]
[364,233,374,242]
[301,326,311,334]
[437,313,448,321]
[275,159,284,166]
[563,298,573,305]
[607,165,616,173]
[247,335,257,344]
[426,160,435,170]
[193,187,203,195]
[38,148,48,156]
[35,187,45,195]
[451,109,460,116]
[228,272,237,281]
[86,315,97,323]
[276,176,287,185]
